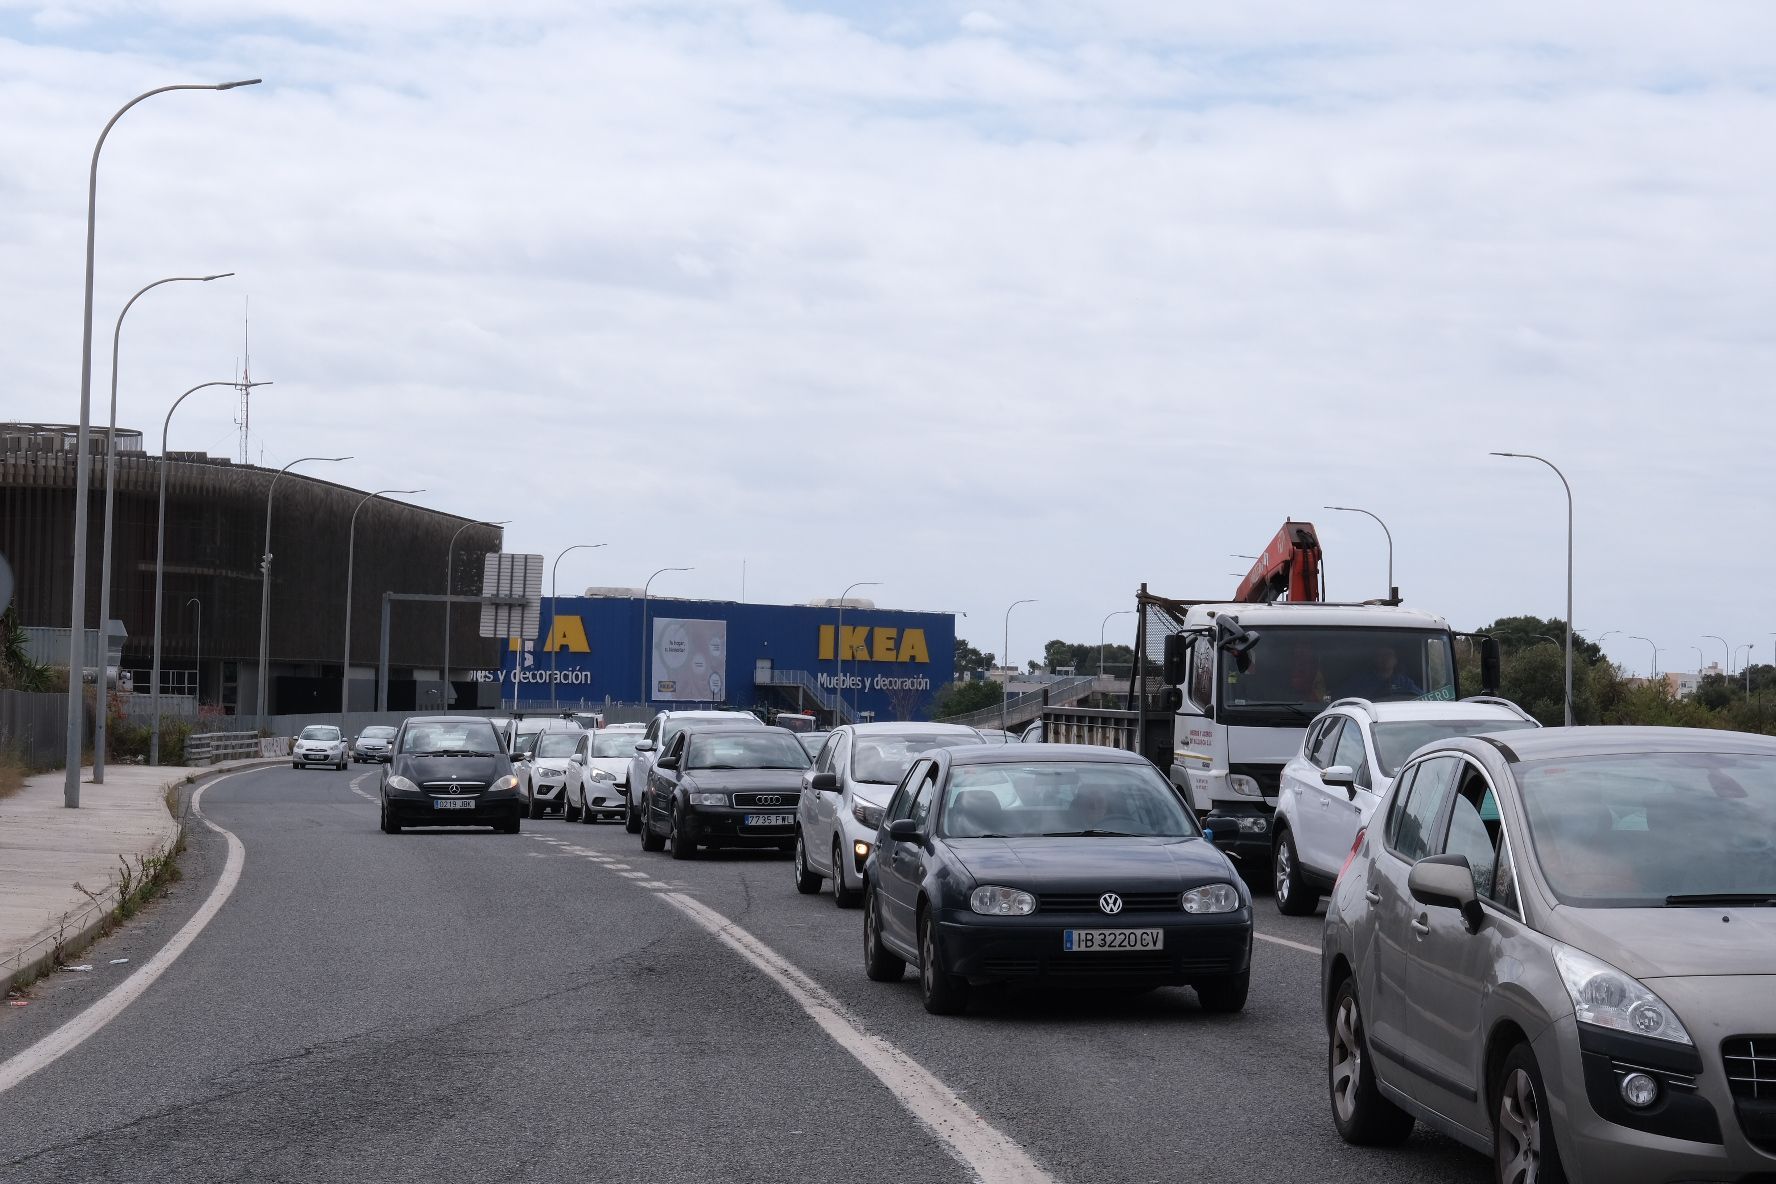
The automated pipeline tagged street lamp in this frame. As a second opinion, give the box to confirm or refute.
[640,567,693,704]
[185,597,201,707]
[1491,452,1573,726]
[1099,610,1133,678]
[92,271,232,784]
[549,543,606,709]
[835,581,882,726]
[1628,635,1658,678]
[1705,634,1730,677]
[255,455,350,734]
[1693,646,1707,678]
[442,518,508,712]
[1002,598,1037,733]
[150,379,271,765]
[64,78,261,806]
[341,488,423,727]
[1324,505,1394,597]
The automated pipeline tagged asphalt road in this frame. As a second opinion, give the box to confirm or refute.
[0,764,1490,1183]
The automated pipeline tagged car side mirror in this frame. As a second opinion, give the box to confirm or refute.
[1201,827,1214,845]
[810,772,839,792]
[635,739,656,753]
[656,755,679,771]
[1320,765,1357,799]
[571,753,586,764]
[887,818,920,842]
[1408,854,1483,932]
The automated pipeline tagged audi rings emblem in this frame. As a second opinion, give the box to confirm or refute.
[1098,893,1124,915]
[756,794,783,807]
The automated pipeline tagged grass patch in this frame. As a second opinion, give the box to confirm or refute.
[0,753,23,801]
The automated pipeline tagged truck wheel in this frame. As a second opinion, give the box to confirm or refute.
[1274,830,1322,916]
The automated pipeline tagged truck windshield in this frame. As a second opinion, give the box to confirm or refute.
[1219,627,1457,723]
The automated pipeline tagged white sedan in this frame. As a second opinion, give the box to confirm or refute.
[291,724,348,770]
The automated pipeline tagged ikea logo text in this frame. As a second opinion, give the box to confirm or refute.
[818,625,929,664]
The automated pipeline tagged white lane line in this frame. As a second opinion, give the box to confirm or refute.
[1255,931,1318,955]
[661,891,1055,1184]
[0,768,252,1095]
[616,871,649,879]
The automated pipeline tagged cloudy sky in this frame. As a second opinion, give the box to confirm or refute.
[4,1,1774,675]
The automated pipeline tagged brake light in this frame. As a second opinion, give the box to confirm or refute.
[1336,827,1366,885]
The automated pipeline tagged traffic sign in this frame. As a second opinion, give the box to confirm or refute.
[479,553,543,640]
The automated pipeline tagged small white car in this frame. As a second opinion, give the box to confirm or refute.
[1271,696,1539,915]
[566,726,644,824]
[292,724,348,770]
[625,710,763,833]
[517,727,593,819]
[792,722,984,907]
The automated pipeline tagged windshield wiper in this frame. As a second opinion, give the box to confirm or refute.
[1041,829,1140,838]
[1230,701,1315,719]
[1665,893,1776,907]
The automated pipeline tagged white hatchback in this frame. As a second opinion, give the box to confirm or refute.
[1271,696,1538,915]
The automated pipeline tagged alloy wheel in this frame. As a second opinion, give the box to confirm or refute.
[1497,1068,1542,1184]
[1276,841,1293,904]
[1330,996,1362,1124]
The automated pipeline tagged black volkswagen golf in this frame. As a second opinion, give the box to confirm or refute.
[379,715,523,834]
[861,744,1253,1015]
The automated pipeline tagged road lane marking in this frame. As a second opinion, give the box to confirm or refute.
[660,891,1057,1184]
[0,768,252,1096]
[1254,931,1319,955]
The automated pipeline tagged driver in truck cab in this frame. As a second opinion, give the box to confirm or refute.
[1346,644,1422,700]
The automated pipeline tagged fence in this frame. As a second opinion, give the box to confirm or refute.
[0,690,68,768]
[936,675,1100,729]
[184,732,264,765]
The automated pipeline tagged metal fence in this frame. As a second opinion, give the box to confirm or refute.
[0,690,68,768]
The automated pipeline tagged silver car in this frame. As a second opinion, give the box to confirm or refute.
[1323,726,1776,1183]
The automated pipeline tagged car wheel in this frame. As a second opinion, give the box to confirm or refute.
[291,763,300,770]
[379,800,401,834]
[528,792,542,821]
[793,833,823,894]
[918,910,968,1015]
[831,839,861,908]
[1193,970,1249,1013]
[579,794,595,825]
[640,803,666,852]
[624,797,642,834]
[863,883,906,982]
[1274,829,1322,916]
[1495,1044,1567,1184]
[1328,977,1415,1146]
[501,817,521,834]
[670,804,697,860]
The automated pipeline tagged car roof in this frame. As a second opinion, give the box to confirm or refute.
[844,722,981,735]
[399,715,496,727]
[946,743,1149,766]
[662,710,761,722]
[1474,725,1776,763]
[1331,700,1535,724]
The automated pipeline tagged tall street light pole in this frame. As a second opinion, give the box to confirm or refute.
[1491,452,1573,726]
[1628,635,1658,678]
[1324,505,1395,599]
[185,597,201,706]
[64,78,261,806]
[640,567,693,705]
[548,543,606,710]
[255,455,350,734]
[443,518,508,713]
[341,489,422,729]
[1692,647,1706,678]
[1002,598,1037,734]
[149,379,271,765]
[92,270,232,783]
[835,581,881,726]
[1099,610,1133,678]
[1705,634,1730,677]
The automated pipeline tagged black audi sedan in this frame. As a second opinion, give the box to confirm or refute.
[379,715,523,834]
[638,725,810,859]
[861,744,1253,1015]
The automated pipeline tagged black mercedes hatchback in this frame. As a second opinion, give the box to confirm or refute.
[380,715,523,834]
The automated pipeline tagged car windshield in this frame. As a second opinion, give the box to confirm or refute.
[1372,719,1538,776]
[938,761,1199,838]
[685,732,810,770]
[401,720,501,755]
[360,726,396,739]
[851,733,978,784]
[300,726,339,741]
[535,733,580,758]
[1517,752,1776,907]
[662,715,759,752]
[592,733,641,757]
[1220,626,1459,723]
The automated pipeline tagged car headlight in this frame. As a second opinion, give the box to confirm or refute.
[1236,816,1269,834]
[852,800,885,828]
[969,885,1036,916]
[590,768,617,782]
[1228,774,1263,798]
[489,774,520,793]
[689,793,729,807]
[386,775,419,793]
[1553,945,1693,1045]
[1182,883,1242,914]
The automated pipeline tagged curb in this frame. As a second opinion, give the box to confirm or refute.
[3,758,282,994]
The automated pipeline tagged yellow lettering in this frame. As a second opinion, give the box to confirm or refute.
[542,615,589,654]
[819,624,835,661]
[841,625,871,661]
[897,629,929,664]
[508,636,523,652]
[872,628,898,662]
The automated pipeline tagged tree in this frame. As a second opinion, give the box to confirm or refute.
[929,678,1003,719]
[1040,638,1137,675]
[954,638,995,678]
[0,606,49,692]
[1473,616,1604,666]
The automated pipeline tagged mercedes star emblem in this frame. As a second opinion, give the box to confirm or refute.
[1098,893,1124,915]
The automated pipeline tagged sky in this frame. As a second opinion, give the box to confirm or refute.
[4,1,1775,676]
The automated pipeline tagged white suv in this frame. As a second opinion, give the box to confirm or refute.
[1270,696,1538,915]
[791,722,983,907]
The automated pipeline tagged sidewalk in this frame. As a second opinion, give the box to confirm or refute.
[0,759,274,990]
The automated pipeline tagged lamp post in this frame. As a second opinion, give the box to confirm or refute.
[1324,505,1394,597]
[1693,647,1707,678]
[834,581,882,726]
[1705,634,1730,677]
[1002,598,1037,734]
[64,78,261,806]
[1099,610,1133,678]
[92,271,232,783]
[255,455,350,734]
[341,488,422,728]
[442,518,508,712]
[548,543,606,709]
[640,567,693,705]
[185,597,201,707]
[1736,644,1754,692]
[1628,635,1658,678]
[1491,452,1573,726]
[150,379,271,765]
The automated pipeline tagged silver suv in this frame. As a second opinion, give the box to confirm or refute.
[1322,726,1776,1182]
[1272,696,1537,915]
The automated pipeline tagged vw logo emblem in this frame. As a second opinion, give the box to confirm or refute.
[757,794,782,807]
[1098,893,1124,915]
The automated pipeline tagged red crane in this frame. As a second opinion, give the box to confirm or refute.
[1233,521,1322,604]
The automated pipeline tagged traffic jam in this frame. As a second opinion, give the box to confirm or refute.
[328,523,1776,1184]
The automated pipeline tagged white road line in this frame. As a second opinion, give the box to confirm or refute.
[1255,931,1319,955]
[0,768,252,1096]
[615,871,649,879]
[661,892,1056,1184]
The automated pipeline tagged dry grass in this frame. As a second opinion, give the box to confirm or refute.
[0,751,25,801]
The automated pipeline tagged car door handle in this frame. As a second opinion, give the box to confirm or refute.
[1410,915,1431,936]
[1364,889,1382,904]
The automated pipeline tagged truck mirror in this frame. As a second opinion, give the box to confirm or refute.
[1157,686,1183,713]
[1162,632,1188,686]
[1215,615,1261,673]
[1480,636,1502,695]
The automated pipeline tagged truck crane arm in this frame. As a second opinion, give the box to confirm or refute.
[1233,521,1322,604]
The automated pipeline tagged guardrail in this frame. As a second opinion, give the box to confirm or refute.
[936,675,1099,729]
[184,732,264,766]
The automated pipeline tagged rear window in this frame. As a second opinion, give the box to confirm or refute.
[1372,719,1538,777]
[851,733,979,784]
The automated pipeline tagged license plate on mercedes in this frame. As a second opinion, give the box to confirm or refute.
[432,799,475,810]
[1064,928,1164,952]
[743,814,794,826]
